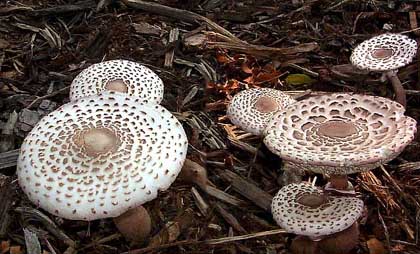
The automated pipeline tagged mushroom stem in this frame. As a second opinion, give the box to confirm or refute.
[113,206,152,244]
[386,70,407,108]
[319,222,360,254]
[329,175,349,190]
[178,159,209,189]
[290,236,321,254]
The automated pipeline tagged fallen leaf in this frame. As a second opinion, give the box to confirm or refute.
[0,241,10,254]
[367,238,386,254]
[285,73,315,85]
[391,243,405,252]
[216,52,233,64]
[241,62,253,74]
[9,246,23,254]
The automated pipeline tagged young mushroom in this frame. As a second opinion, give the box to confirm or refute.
[264,93,417,193]
[350,33,417,107]
[17,91,188,243]
[227,88,296,136]
[70,59,164,104]
[272,183,364,254]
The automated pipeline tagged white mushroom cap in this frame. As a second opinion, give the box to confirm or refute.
[17,91,188,221]
[350,33,417,72]
[70,60,164,104]
[226,88,296,136]
[264,93,417,175]
[271,183,364,238]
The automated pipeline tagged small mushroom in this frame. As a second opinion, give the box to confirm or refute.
[264,93,417,192]
[271,183,364,254]
[226,88,296,136]
[17,91,188,243]
[70,59,164,104]
[350,33,417,107]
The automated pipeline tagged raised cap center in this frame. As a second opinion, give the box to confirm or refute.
[371,48,394,59]
[104,79,128,93]
[81,128,119,156]
[254,96,279,113]
[297,193,327,208]
[317,121,357,138]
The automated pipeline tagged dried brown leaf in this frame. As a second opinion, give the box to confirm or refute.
[367,238,386,254]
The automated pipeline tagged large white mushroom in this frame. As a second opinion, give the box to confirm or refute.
[70,59,164,104]
[264,93,417,192]
[17,91,188,243]
[226,88,296,136]
[350,33,417,107]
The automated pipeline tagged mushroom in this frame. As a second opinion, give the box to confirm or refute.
[264,93,417,193]
[271,182,364,254]
[17,91,188,243]
[226,88,296,136]
[70,59,164,104]
[350,33,417,107]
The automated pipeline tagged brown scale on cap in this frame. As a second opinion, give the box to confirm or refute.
[227,88,296,136]
[17,91,188,221]
[271,183,364,238]
[264,93,417,175]
[70,60,164,104]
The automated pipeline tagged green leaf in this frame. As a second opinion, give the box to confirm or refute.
[285,74,315,85]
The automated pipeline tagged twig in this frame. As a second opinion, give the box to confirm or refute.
[26,85,70,109]
[78,233,122,251]
[377,209,392,254]
[220,170,273,212]
[122,229,286,254]
[201,185,247,207]
[0,149,19,170]
[164,28,179,68]
[122,0,318,58]
[247,139,263,178]
[15,207,76,247]
[121,0,240,42]
[287,63,319,77]
[214,203,247,234]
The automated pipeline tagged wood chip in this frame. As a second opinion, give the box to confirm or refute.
[219,170,273,212]
[132,22,162,35]
[214,203,247,234]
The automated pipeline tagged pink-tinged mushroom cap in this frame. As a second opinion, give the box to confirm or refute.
[264,93,417,175]
[226,88,296,136]
[17,91,188,221]
[271,183,364,238]
[350,33,417,72]
[70,60,164,104]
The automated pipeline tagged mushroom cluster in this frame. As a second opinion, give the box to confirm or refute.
[17,59,189,244]
[226,33,417,254]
